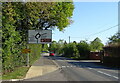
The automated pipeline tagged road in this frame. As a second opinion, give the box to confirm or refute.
[25,55,119,82]
[52,56,119,81]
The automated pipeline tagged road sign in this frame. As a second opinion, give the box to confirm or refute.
[22,49,31,53]
[28,30,52,44]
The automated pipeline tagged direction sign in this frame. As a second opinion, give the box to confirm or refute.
[28,30,52,44]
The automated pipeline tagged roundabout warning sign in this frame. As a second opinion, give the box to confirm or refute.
[28,30,52,44]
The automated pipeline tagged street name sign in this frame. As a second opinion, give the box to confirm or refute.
[28,30,52,44]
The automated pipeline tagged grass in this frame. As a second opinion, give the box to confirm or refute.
[2,66,29,80]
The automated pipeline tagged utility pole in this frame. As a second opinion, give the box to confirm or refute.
[69,36,70,43]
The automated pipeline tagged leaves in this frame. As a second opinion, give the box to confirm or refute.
[90,37,104,51]
[2,2,74,73]
[108,32,120,45]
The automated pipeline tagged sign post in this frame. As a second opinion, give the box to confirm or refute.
[22,47,31,67]
[27,30,52,66]
[27,45,29,67]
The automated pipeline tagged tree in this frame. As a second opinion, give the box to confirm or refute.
[2,2,23,72]
[62,42,79,58]
[108,32,120,45]
[90,37,104,51]
[77,40,90,58]
[21,2,74,31]
[49,41,58,53]
[8,2,74,47]
[49,40,64,54]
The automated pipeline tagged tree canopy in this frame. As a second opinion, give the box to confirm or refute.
[16,2,74,31]
[90,37,104,51]
[107,32,120,45]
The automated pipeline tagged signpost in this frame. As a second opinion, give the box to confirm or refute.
[28,30,52,44]
[27,30,52,67]
[22,48,31,67]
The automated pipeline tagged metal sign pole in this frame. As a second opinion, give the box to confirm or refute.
[27,45,29,67]
[37,39,38,44]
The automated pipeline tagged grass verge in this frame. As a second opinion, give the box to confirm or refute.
[2,66,29,80]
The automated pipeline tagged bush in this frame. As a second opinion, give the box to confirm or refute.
[103,56,120,67]
[62,43,79,58]
[77,41,90,59]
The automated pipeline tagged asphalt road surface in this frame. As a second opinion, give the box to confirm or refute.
[25,55,119,82]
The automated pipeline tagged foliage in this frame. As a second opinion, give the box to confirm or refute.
[107,32,120,45]
[28,44,42,65]
[102,33,120,66]
[56,40,65,54]
[103,56,120,67]
[49,41,58,53]
[49,40,79,58]
[2,2,23,73]
[2,2,74,74]
[21,2,74,31]
[49,39,104,59]
[90,37,104,51]
[77,40,91,58]
[63,42,79,58]
[42,44,48,52]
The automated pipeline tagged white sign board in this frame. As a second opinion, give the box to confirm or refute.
[28,30,52,44]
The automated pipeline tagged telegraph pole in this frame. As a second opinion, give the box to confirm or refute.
[69,36,70,43]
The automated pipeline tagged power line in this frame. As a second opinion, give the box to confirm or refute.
[88,24,119,37]
[71,24,119,39]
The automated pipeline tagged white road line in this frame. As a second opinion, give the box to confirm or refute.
[103,73,112,77]
[67,66,69,67]
[112,76,119,79]
[88,67,93,69]
[61,66,66,68]
[97,71,104,74]
[97,71,118,79]
[71,66,73,67]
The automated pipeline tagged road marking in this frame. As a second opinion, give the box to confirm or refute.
[71,66,73,67]
[103,73,112,77]
[97,71,118,79]
[61,66,66,68]
[88,67,93,69]
[61,65,78,68]
[112,76,119,79]
[97,71,104,74]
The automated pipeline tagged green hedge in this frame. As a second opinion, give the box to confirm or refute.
[28,44,42,65]
[2,44,43,74]
[103,56,120,67]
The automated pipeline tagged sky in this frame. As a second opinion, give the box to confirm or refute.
[52,2,118,45]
